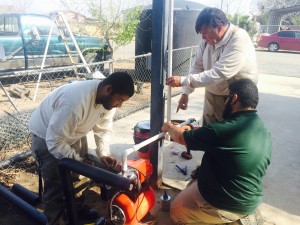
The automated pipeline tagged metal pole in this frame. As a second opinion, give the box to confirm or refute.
[150,0,169,188]
[166,0,174,125]
[59,12,91,74]
[33,21,54,101]
[0,81,19,111]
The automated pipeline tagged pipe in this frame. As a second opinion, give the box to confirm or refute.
[0,150,32,169]
[59,161,78,225]
[0,184,47,225]
[59,158,133,225]
[59,158,132,190]
[12,184,40,206]
[121,118,195,173]
[166,0,174,125]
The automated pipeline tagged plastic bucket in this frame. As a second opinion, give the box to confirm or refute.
[133,120,150,159]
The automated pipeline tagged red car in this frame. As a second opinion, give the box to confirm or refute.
[257,30,300,52]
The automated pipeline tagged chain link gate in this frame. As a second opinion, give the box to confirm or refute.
[0,46,197,169]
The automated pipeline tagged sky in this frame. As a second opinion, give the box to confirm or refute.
[4,0,259,15]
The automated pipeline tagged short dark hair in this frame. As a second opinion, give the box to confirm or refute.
[229,79,259,109]
[102,72,134,97]
[195,7,229,34]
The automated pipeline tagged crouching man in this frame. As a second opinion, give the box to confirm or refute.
[29,72,134,225]
[162,79,272,225]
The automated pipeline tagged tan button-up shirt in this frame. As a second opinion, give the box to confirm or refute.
[181,24,258,96]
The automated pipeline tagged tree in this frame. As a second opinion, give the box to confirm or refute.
[227,13,258,38]
[258,0,300,11]
[0,0,33,12]
[211,0,243,15]
[59,0,150,55]
[257,0,300,26]
[290,15,300,25]
[256,12,269,25]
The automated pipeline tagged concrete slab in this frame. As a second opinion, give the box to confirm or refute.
[90,74,300,225]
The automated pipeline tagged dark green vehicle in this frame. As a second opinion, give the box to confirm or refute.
[0,13,111,72]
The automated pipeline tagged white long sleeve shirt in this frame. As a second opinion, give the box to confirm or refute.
[181,24,258,96]
[29,80,115,161]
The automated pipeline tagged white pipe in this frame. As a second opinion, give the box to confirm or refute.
[166,0,174,125]
[121,118,195,173]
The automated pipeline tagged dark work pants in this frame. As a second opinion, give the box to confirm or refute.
[31,133,66,225]
[31,134,90,225]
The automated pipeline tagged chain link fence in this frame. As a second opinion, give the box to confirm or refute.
[0,45,197,170]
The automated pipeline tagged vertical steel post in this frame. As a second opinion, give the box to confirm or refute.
[150,0,169,188]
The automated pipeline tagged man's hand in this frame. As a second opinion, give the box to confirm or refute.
[162,122,172,133]
[177,94,189,112]
[82,158,94,166]
[100,156,118,168]
[166,76,181,87]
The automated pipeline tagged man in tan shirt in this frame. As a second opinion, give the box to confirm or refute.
[167,7,257,125]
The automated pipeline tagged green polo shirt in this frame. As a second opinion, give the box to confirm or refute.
[183,110,272,215]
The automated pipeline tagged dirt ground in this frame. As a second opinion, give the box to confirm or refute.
[0,76,181,225]
[0,156,40,225]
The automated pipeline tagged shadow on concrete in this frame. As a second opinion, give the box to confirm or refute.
[257,92,300,216]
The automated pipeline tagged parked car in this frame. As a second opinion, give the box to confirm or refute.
[257,30,300,52]
[0,13,111,72]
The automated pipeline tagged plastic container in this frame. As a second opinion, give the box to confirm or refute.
[133,120,151,159]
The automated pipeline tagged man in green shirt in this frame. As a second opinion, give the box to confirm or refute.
[162,79,272,224]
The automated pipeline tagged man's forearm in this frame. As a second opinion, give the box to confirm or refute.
[95,142,110,158]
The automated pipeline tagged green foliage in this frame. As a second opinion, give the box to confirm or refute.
[227,13,258,39]
[257,12,269,25]
[113,7,142,47]
[58,0,144,54]
[290,14,300,25]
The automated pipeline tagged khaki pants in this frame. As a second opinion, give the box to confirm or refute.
[171,181,245,225]
[203,89,227,125]
[31,133,89,225]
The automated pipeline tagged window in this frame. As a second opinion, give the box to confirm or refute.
[295,32,300,39]
[278,31,295,38]
[0,15,19,33]
[20,15,60,36]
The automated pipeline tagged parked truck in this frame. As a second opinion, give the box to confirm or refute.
[0,12,111,72]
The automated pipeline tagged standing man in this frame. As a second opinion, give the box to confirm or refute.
[162,79,272,225]
[167,7,257,125]
[29,72,134,225]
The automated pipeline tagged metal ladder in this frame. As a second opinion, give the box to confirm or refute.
[51,11,91,74]
[33,11,91,101]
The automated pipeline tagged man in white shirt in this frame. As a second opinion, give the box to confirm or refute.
[29,72,134,225]
[167,7,257,125]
